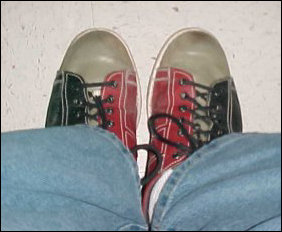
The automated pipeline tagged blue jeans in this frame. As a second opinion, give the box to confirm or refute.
[1,126,281,231]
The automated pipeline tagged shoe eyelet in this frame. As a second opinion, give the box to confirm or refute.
[107,95,114,103]
[214,118,223,125]
[79,100,84,106]
[213,89,225,98]
[178,130,184,137]
[107,121,114,128]
[73,99,78,105]
[180,92,187,99]
[179,79,185,86]
[215,104,222,111]
[106,108,113,115]
[213,92,219,97]
[217,129,223,136]
[172,153,181,160]
[111,81,118,88]
[179,106,187,112]
[179,117,185,123]
[212,113,218,119]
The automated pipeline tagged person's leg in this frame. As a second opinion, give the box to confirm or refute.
[151,133,281,231]
[1,126,147,231]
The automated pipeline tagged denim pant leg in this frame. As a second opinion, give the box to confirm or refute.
[151,133,281,231]
[1,126,147,231]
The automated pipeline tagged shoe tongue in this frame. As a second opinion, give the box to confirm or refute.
[88,87,102,97]
[194,100,212,142]
[84,87,101,127]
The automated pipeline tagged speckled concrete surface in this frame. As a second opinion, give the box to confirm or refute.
[1,1,281,173]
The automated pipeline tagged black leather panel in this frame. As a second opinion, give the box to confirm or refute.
[45,71,87,127]
[64,73,87,125]
[209,78,242,140]
[230,80,243,132]
[45,72,65,127]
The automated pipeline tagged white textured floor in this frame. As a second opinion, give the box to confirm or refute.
[1,1,281,173]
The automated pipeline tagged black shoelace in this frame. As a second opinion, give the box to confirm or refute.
[80,80,118,129]
[78,78,224,186]
[135,78,225,186]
